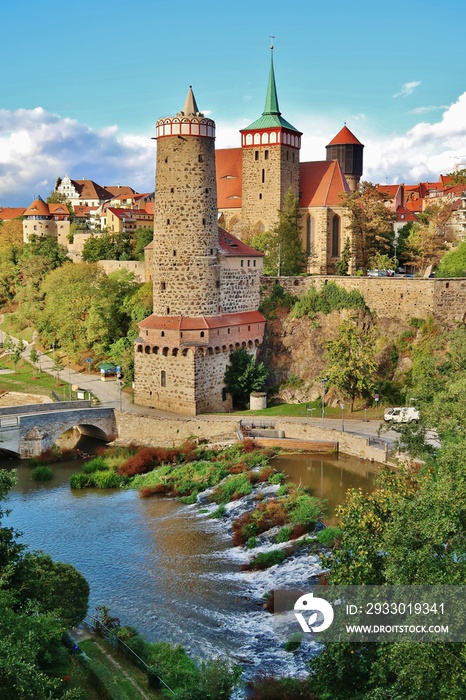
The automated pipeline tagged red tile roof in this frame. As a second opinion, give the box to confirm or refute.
[105,185,137,197]
[139,310,265,331]
[327,125,362,146]
[23,199,51,217]
[299,160,350,207]
[218,227,264,257]
[0,207,26,220]
[215,148,242,209]
[396,205,417,222]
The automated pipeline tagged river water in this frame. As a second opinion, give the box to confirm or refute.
[3,443,378,683]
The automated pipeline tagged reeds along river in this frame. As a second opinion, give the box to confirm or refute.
[3,443,378,687]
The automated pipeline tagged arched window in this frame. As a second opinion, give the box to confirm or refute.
[332,215,340,257]
[306,215,315,256]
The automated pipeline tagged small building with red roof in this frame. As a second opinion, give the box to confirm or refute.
[22,197,70,244]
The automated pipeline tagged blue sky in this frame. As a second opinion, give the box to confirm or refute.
[2,0,466,205]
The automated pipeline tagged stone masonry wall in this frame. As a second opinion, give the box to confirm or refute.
[134,350,197,415]
[194,350,234,413]
[98,260,146,282]
[220,265,262,313]
[261,276,466,323]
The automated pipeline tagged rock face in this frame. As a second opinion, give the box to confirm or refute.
[259,308,411,405]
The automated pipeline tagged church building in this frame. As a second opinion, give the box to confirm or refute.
[216,48,364,275]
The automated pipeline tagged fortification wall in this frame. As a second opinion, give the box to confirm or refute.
[220,266,261,313]
[261,276,466,323]
[98,260,146,282]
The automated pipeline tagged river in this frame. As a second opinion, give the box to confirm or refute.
[2,441,378,683]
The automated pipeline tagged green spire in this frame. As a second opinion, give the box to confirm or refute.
[263,48,280,115]
[241,44,301,134]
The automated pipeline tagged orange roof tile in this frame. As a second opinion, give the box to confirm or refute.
[23,198,50,217]
[299,160,350,207]
[396,205,417,222]
[0,207,26,220]
[216,148,242,209]
[218,227,264,257]
[139,310,265,332]
[327,125,362,146]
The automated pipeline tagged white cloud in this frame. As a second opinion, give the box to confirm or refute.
[393,81,422,98]
[410,105,448,114]
[0,108,154,206]
[3,93,466,206]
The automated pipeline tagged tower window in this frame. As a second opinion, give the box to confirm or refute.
[167,219,170,225]
[202,218,206,225]
[262,169,265,184]
[253,260,256,267]
[166,307,170,314]
[200,331,205,338]
[161,370,166,387]
[264,150,269,160]
[247,259,250,267]
[165,157,168,163]
[227,328,231,334]
[198,155,203,162]
[173,250,177,256]
[216,280,220,288]
[205,188,209,193]
[241,260,244,267]
[161,331,165,337]
[255,151,259,161]
[286,151,289,160]
[259,193,262,199]
[170,187,174,193]
[292,152,295,162]
[210,248,213,255]
[160,281,166,290]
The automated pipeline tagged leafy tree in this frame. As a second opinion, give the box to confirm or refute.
[46,189,75,220]
[224,349,268,407]
[270,187,306,276]
[29,346,39,377]
[403,203,451,273]
[342,181,395,272]
[133,227,153,260]
[243,230,277,275]
[335,237,351,275]
[0,218,23,249]
[445,167,466,185]
[324,320,377,411]
[435,240,466,277]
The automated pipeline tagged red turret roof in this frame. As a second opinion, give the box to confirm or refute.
[23,198,50,217]
[327,125,362,146]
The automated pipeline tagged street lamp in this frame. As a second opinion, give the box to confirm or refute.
[320,378,328,428]
[341,402,346,432]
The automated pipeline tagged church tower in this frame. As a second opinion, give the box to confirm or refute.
[240,46,302,233]
[134,87,265,416]
[326,125,364,192]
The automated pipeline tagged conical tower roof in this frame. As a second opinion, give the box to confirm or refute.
[24,196,50,217]
[242,48,300,133]
[180,85,202,117]
[327,125,363,147]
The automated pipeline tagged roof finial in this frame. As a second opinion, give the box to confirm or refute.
[270,34,275,50]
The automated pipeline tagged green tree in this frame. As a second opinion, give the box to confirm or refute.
[436,240,466,277]
[335,237,351,275]
[342,181,395,272]
[29,346,39,377]
[403,203,451,273]
[270,188,306,276]
[325,320,377,411]
[224,349,268,408]
[243,230,277,275]
[46,189,75,221]
[133,227,153,260]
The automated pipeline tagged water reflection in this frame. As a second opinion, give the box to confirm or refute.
[273,452,378,523]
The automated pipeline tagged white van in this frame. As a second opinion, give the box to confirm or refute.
[384,407,420,423]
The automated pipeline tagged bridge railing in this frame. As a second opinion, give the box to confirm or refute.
[0,416,19,427]
[0,400,92,417]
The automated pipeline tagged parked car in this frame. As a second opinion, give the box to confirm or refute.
[384,407,420,423]
[367,269,395,277]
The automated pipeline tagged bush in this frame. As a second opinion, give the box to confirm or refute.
[291,282,367,319]
[246,536,258,549]
[211,473,253,503]
[275,526,293,544]
[31,466,53,481]
[249,675,317,699]
[82,456,108,474]
[316,526,343,548]
[248,549,287,570]
[210,504,227,519]
[288,494,322,528]
[259,283,297,318]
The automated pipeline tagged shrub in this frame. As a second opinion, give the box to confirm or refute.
[210,504,227,519]
[247,549,287,570]
[316,526,343,548]
[275,526,293,544]
[211,473,253,503]
[92,471,123,489]
[31,466,53,481]
[246,536,258,549]
[249,675,317,699]
[283,632,303,652]
[291,281,367,319]
[288,494,323,528]
[82,456,108,474]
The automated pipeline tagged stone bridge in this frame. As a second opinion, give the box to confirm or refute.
[0,402,117,459]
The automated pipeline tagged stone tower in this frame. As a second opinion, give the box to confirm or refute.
[240,46,302,233]
[152,87,220,316]
[326,125,364,192]
[134,87,266,415]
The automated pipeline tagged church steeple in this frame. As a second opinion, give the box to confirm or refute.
[263,46,280,116]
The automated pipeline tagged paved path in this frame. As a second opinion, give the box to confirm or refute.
[0,327,404,451]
